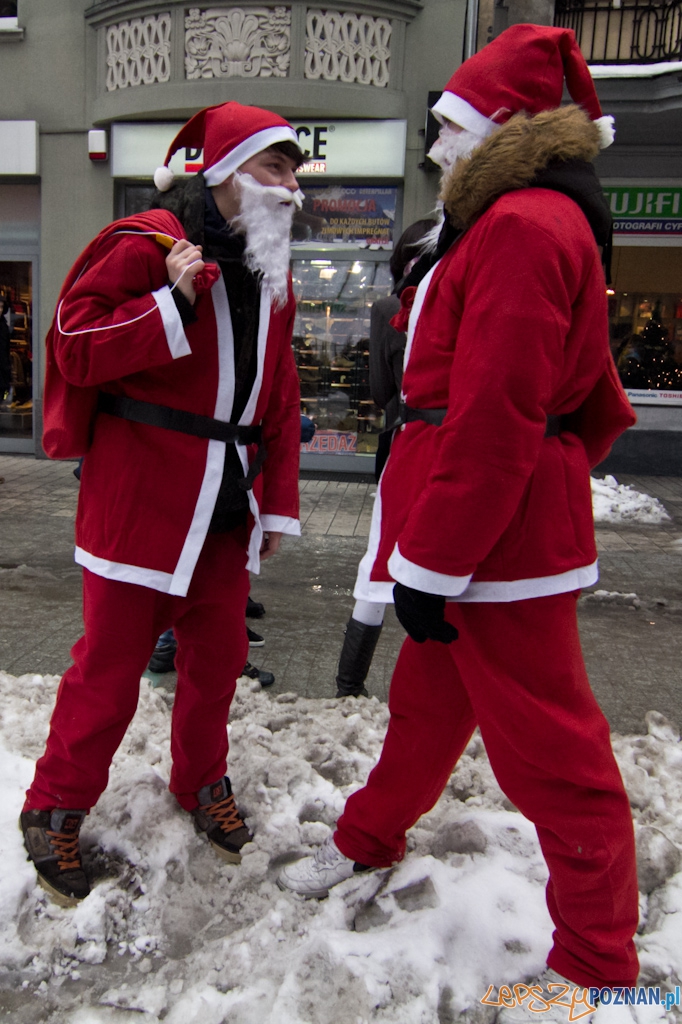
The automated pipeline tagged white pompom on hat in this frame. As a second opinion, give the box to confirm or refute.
[153,165,175,192]
[431,24,615,148]
[153,101,300,192]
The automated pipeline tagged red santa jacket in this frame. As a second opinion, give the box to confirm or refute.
[44,210,301,596]
[355,107,635,604]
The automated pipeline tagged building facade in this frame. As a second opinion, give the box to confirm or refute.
[1,0,681,472]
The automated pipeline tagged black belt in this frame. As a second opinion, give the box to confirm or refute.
[400,404,448,427]
[397,403,569,437]
[97,392,265,489]
[98,392,262,445]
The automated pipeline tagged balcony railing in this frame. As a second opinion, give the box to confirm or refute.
[554,0,682,62]
[87,1,422,101]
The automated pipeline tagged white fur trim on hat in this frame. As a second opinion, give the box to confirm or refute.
[154,165,175,192]
[595,114,615,148]
[431,92,497,138]
[203,125,300,186]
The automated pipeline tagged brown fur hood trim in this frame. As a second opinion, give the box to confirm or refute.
[441,105,601,229]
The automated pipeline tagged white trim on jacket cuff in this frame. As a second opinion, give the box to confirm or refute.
[153,286,192,359]
[388,545,472,597]
[260,514,301,536]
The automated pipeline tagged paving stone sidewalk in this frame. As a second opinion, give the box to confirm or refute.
[1,454,681,735]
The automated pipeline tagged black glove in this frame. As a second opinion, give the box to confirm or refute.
[393,582,459,645]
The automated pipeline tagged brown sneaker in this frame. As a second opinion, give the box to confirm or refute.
[20,808,90,907]
[190,777,252,863]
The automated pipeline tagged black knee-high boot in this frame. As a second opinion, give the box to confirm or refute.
[335,618,383,697]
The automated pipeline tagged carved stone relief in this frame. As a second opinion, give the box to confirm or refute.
[105,13,172,91]
[305,10,391,86]
[185,6,291,78]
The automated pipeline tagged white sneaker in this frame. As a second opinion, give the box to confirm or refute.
[495,968,596,1024]
[277,835,372,898]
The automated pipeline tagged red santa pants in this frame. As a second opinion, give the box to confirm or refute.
[25,530,250,813]
[334,592,639,989]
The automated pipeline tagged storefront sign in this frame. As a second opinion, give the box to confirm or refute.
[301,430,358,453]
[295,186,397,247]
[625,389,682,406]
[0,121,38,175]
[111,121,406,179]
[291,121,405,177]
[112,124,191,178]
[603,186,682,237]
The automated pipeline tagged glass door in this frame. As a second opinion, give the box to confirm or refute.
[0,261,33,440]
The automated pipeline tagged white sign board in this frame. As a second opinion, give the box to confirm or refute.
[112,120,406,179]
[625,389,682,406]
[291,121,406,176]
[112,124,187,179]
[0,121,39,175]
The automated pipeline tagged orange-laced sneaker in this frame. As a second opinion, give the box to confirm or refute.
[20,808,90,907]
[190,777,252,863]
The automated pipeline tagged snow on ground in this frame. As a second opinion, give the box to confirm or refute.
[0,672,681,1024]
[583,591,642,608]
[591,477,670,525]
[371,476,669,527]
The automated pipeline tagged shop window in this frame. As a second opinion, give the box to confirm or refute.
[119,181,398,453]
[292,184,398,455]
[609,247,682,397]
[292,258,393,454]
[0,1,18,27]
[0,261,33,438]
[294,184,396,249]
[121,183,156,216]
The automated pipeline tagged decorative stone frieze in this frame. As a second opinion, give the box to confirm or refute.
[305,9,391,86]
[105,13,172,91]
[185,6,291,78]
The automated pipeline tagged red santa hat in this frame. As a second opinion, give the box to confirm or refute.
[154,101,300,192]
[431,24,615,148]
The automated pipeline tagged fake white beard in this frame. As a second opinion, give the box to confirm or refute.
[427,125,486,173]
[229,173,303,310]
[420,205,445,255]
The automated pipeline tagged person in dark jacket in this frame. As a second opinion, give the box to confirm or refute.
[369,219,437,433]
[334,219,436,699]
[0,298,11,401]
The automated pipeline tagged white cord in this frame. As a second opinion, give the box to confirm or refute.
[56,231,203,338]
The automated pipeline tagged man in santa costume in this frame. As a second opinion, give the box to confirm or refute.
[279,25,640,1013]
[21,102,304,905]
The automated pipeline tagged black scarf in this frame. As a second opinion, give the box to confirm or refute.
[399,158,613,296]
[152,174,260,530]
[203,187,261,419]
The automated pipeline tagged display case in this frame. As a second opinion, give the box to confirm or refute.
[119,179,402,462]
[609,292,682,394]
[0,262,33,439]
[608,245,682,402]
[292,257,393,455]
